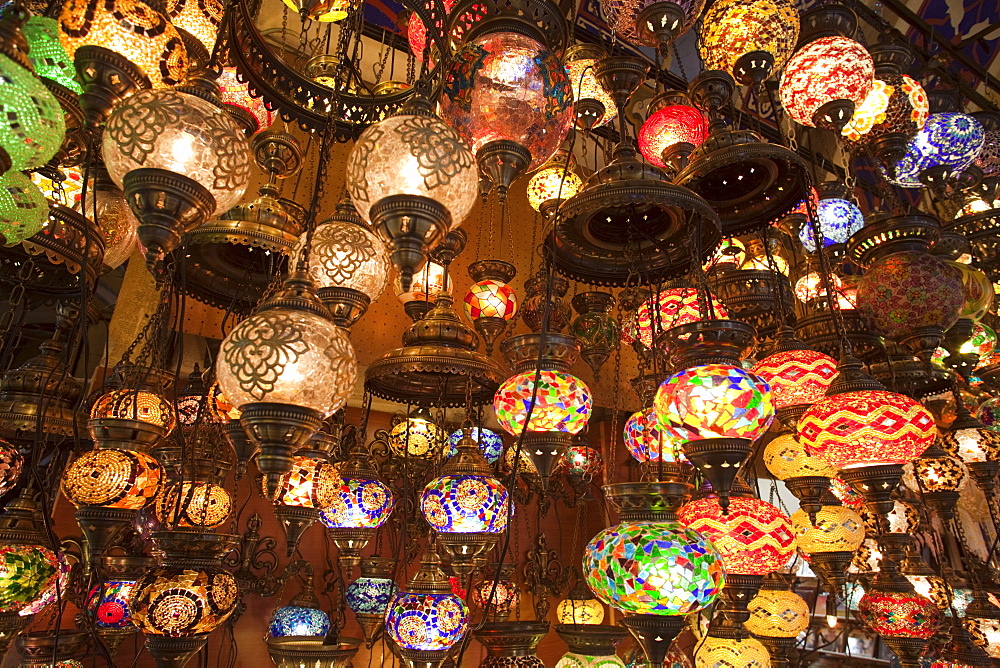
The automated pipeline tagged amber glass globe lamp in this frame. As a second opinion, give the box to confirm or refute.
[698,0,799,85]
[388,408,447,459]
[556,580,605,625]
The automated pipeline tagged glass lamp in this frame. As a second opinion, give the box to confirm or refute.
[695,636,771,668]
[346,557,397,648]
[102,77,252,265]
[154,481,231,529]
[798,198,865,252]
[91,389,176,435]
[746,587,810,638]
[622,288,728,349]
[779,36,875,130]
[858,586,941,647]
[638,100,708,170]
[888,113,985,188]
[527,151,584,216]
[791,505,865,554]
[0,171,48,245]
[471,564,520,622]
[346,96,477,291]
[165,0,221,52]
[408,0,456,63]
[58,0,188,89]
[87,179,138,270]
[440,31,574,196]
[91,579,139,631]
[494,369,592,435]
[750,349,838,417]
[465,259,520,354]
[798,390,937,470]
[216,272,357,498]
[557,581,605,625]
[698,0,799,85]
[951,263,994,323]
[0,440,22,496]
[387,409,447,459]
[270,454,341,508]
[705,238,748,273]
[564,44,617,129]
[0,500,59,617]
[678,494,794,576]
[557,442,604,479]
[216,66,273,134]
[292,197,391,327]
[0,51,66,174]
[763,433,836,480]
[269,605,330,638]
[446,427,504,464]
[22,16,83,94]
[61,449,162,511]
[842,75,929,146]
[131,565,238,638]
[794,271,843,305]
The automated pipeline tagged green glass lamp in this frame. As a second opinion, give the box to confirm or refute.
[22,16,82,94]
[0,171,49,245]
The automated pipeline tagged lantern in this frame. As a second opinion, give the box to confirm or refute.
[527,154,584,214]
[745,588,810,638]
[697,0,799,84]
[91,389,176,434]
[0,172,49,246]
[794,271,843,304]
[59,0,189,89]
[320,476,393,531]
[91,580,138,629]
[798,198,865,252]
[678,495,795,575]
[216,66,274,134]
[694,636,771,668]
[494,370,592,435]
[131,566,238,637]
[888,113,986,187]
[420,475,509,534]
[791,506,865,554]
[61,449,162,510]
[88,182,139,270]
[471,565,520,622]
[407,0,456,62]
[346,572,397,618]
[0,542,58,615]
[21,16,82,94]
[564,45,617,129]
[556,582,605,625]
[164,0,221,52]
[762,433,837,480]
[798,390,936,470]
[464,280,518,321]
[154,481,231,529]
[446,427,503,464]
[841,75,929,144]
[384,547,469,654]
[269,606,330,638]
[387,410,447,459]
[0,440,22,496]
[269,455,342,509]
[858,589,941,639]
[0,53,65,174]
[638,103,709,169]
[654,364,774,443]
[557,443,604,479]
[750,349,838,413]
[778,36,874,130]
[622,288,728,349]
[951,262,994,323]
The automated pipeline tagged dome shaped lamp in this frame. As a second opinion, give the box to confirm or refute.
[526,149,584,218]
[420,428,509,577]
[637,92,708,176]
[292,195,391,328]
[697,0,800,87]
[321,431,394,575]
[464,260,519,354]
[346,94,477,292]
[102,71,251,270]
[570,292,619,379]
[216,271,357,499]
[471,563,520,623]
[858,561,942,668]
[557,579,606,626]
[911,439,967,520]
[269,449,342,557]
[385,544,469,664]
[891,113,986,192]
[268,572,331,638]
[941,394,1000,497]
[745,574,810,667]
[791,504,865,596]
[346,557,397,648]
[750,329,838,429]
[554,620,629,667]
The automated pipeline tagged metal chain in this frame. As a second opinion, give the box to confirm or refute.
[607,300,624,485]
[372,34,391,84]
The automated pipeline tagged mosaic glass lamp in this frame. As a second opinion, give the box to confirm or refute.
[750,347,838,421]
[269,578,330,639]
[694,635,771,668]
[564,44,617,129]
[624,407,686,464]
[527,150,584,216]
[22,16,83,94]
[216,66,274,134]
[557,580,605,625]
[494,369,592,435]
[745,585,810,638]
[798,198,865,252]
[0,440,22,497]
[154,481,231,529]
[638,100,709,170]
[446,427,504,464]
[346,557,397,648]
[697,0,799,84]
[888,113,985,188]
[387,408,447,459]
[0,171,49,245]
[164,0,221,52]
[622,287,728,349]
[762,433,836,480]
[779,36,874,130]
[61,449,162,511]
[0,50,66,174]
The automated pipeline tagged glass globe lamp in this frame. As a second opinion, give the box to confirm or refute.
[446,427,503,464]
[268,605,330,638]
[911,448,967,493]
[320,476,394,531]
[841,75,929,145]
[678,495,795,575]
[494,369,592,435]
[654,363,774,443]
[527,154,584,215]
[471,566,520,622]
[345,96,477,290]
[599,0,704,50]
[387,410,447,459]
[584,520,724,615]
[216,272,357,497]
[697,0,799,84]
[270,455,342,509]
[440,31,574,184]
[745,588,810,638]
[131,565,238,638]
[565,45,617,129]
[385,547,469,654]
[750,349,838,413]
[791,505,865,554]
[556,582,605,625]
[22,16,83,94]
[622,288,728,349]
[0,171,49,245]
[503,445,537,476]
[21,553,71,618]
[889,113,986,187]
[798,390,936,470]
[763,433,836,480]
[91,580,138,629]
[794,271,843,304]
[395,259,449,306]
[58,0,189,89]
[32,166,83,206]
[216,66,273,134]
[858,588,941,639]
[638,102,708,170]
[694,635,771,668]
[779,36,875,130]
[624,407,686,463]
[941,420,1000,464]
[798,198,865,252]
[464,280,518,321]
[0,439,23,497]
[90,389,176,434]
[0,543,58,615]
[346,561,397,618]
[976,398,1000,429]
[154,481,231,528]
[165,0,221,52]
[557,443,603,479]
[61,449,162,510]
[965,597,1000,659]
[0,53,66,173]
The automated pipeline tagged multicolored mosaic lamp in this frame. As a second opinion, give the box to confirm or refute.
[269,574,330,639]
[888,113,986,188]
[387,408,447,459]
[0,440,22,497]
[779,35,874,130]
[0,494,59,647]
[494,369,592,436]
[858,565,943,668]
[471,563,520,623]
[421,428,509,576]
[622,287,728,350]
[798,197,865,253]
[464,260,518,353]
[446,427,504,464]
[270,452,342,557]
[624,406,686,464]
[697,0,799,85]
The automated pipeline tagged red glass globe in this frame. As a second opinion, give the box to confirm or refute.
[622,287,728,348]
[750,349,838,410]
[677,495,795,575]
[779,36,874,128]
[858,589,941,639]
[408,0,457,63]
[638,104,708,169]
[798,390,936,470]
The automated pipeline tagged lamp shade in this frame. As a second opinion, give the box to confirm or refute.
[622,288,728,348]
[778,36,874,128]
[446,427,504,463]
[791,506,865,553]
[678,495,795,575]
[798,390,936,470]
[556,597,605,625]
[420,475,509,533]
[0,54,65,173]
[527,162,584,212]
[91,389,176,433]
[698,0,799,79]
[91,580,138,628]
[155,481,231,528]
[440,31,574,170]
[858,589,941,639]
[22,16,83,94]
[0,544,58,614]
[842,75,929,144]
[346,575,397,616]
[165,0,222,52]
[798,198,865,252]
[217,66,274,133]
[385,590,468,651]
[624,407,686,463]
[565,49,617,129]
[746,588,810,638]
[0,171,49,245]
[61,449,162,510]
[888,113,986,187]
[763,433,836,480]
[321,477,394,530]
[583,520,724,614]
[269,605,330,637]
[464,280,518,321]
[270,455,342,508]
[694,635,771,668]
[654,364,774,443]
[131,566,239,637]
[494,370,592,435]
[388,415,447,458]
[750,349,838,411]
[638,104,709,169]
[292,212,391,301]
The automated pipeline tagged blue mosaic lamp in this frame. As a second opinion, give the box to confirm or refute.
[346,557,398,648]
[420,427,509,577]
[321,434,394,575]
[798,195,865,252]
[385,544,469,660]
[268,574,330,638]
[446,427,504,464]
[890,112,986,188]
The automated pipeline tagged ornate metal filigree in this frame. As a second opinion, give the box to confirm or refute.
[221,312,309,400]
[523,533,570,620]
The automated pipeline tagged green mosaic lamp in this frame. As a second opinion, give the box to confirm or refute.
[0,171,50,245]
[22,16,82,94]
[0,6,66,175]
